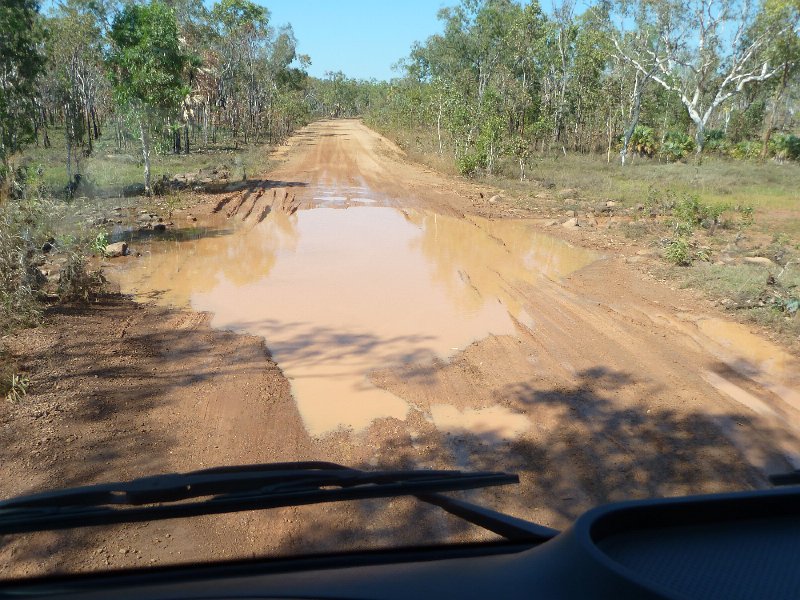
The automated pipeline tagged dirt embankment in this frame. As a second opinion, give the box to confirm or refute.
[2,119,800,578]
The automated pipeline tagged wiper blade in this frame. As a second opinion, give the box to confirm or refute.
[0,462,523,537]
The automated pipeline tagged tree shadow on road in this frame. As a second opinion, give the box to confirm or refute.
[279,366,798,556]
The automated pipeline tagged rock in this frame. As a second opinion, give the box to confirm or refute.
[544,219,558,227]
[606,200,617,208]
[105,242,128,258]
[488,194,501,204]
[742,256,775,267]
[562,217,579,228]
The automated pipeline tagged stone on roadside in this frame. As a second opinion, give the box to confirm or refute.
[105,242,128,258]
[562,217,579,228]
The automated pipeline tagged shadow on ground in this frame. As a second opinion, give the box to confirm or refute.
[281,366,796,556]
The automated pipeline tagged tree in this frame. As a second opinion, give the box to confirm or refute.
[0,0,46,196]
[759,0,800,157]
[613,0,800,154]
[43,1,108,187]
[107,1,189,194]
[208,0,271,145]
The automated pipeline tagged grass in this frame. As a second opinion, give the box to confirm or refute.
[372,123,800,238]
[506,153,800,238]
[17,127,275,197]
[669,261,800,340]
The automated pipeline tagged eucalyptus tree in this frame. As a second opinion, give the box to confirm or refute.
[107,1,189,194]
[208,0,271,145]
[0,0,46,195]
[613,0,800,153]
[44,2,108,184]
[759,0,800,157]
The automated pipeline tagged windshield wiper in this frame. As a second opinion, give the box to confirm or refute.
[0,462,557,543]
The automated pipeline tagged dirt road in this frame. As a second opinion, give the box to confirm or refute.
[3,119,800,577]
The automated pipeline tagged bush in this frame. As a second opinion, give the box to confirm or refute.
[629,125,656,157]
[729,140,761,160]
[57,252,105,303]
[673,194,727,229]
[703,129,726,153]
[660,131,695,162]
[456,151,485,176]
[0,201,46,332]
[664,237,692,266]
[769,133,800,162]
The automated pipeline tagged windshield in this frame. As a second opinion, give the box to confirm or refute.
[2,0,800,581]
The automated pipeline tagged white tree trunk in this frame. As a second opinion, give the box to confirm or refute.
[139,118,151,195]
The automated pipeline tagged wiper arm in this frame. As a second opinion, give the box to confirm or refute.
[0,462,540,540]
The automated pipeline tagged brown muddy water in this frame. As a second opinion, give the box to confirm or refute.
[110,204,598,437]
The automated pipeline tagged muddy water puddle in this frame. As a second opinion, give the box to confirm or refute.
[111,205,597,437]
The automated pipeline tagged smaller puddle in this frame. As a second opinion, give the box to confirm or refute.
[695,317,800,412]
[430,404,530,441]
[696,318,798,377]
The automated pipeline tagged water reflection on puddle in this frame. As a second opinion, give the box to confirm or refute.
[112,206,597,437]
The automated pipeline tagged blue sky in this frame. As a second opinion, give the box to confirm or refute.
[41,0,453,81]
[265,0,451,81]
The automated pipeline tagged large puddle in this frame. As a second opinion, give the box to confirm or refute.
[111,204,597,437]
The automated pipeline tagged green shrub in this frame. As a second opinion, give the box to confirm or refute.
[5,372,30,402]
[769,134,800,162]
[703,129,727,153]
[729,140,761,160]
[629,125,657,157]
[660,131,695,162]
[0,202,45,332]
[57,252,105,303]
[664,237,692,265]
[456,152,485,176]
[91,231,109,256]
